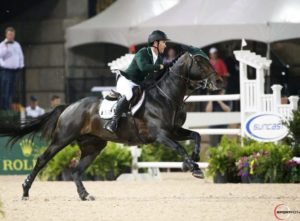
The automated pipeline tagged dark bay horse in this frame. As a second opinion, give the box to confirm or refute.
[0,50,220,201]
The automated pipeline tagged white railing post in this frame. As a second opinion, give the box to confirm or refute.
[239,62,247,138]
[271,85,282,113]
[288,96,299,111]
[130,146,141,176]
[256,68,265,112]
[20,106,26,123]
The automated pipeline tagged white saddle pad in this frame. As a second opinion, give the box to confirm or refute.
[99,91,145,119]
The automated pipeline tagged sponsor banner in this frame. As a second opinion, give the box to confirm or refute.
[244,112,288,142]
[0,137,46,175]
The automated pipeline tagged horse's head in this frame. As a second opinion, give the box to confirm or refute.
[182,47,222,91]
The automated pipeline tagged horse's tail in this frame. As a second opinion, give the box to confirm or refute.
[0,105,68,146]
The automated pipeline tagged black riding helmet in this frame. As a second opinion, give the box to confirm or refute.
[148,30,169,45]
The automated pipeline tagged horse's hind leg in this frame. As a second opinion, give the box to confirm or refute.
[72,135,106,201]
[22,135,75,200]
[22,126,76,200]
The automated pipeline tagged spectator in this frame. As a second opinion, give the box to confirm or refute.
[163,47,177,65]
[26,96,45,119]
[209,47,229,86]
[205,89,232,147]
[0,27,24,110]
[129,44,136,54]
[50,95,61,110]
[225,48,240,111]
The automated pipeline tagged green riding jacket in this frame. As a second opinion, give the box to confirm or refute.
[122,47,163,84]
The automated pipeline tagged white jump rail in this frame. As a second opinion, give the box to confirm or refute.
[185,94,240,102]
[192,128,241,135]
[137,162,208,169]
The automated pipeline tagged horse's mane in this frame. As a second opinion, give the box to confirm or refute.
[146,50,189,88]
[147,52,186,86]
[167,51,185,69]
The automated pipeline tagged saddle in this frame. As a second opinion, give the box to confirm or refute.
[99,86,145,119]
[104,86,143,108]
[105,90,121,101]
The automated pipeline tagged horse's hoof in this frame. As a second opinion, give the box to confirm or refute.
[81,194,95,201]
[192,169,204,179]
[86,194,95,201]
[22,196,29,201]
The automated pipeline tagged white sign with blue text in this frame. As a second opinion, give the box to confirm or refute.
[244,113,288,142]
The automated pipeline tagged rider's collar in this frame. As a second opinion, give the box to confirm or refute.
[150,47,158,64]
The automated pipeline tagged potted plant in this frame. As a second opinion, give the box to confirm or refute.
[207,136,293,183]
[284,159,300,183]
[281,107,300,183]
[207,136,240,183]
[236,142,292,183]
[236,150,269,183]
[284,107,300,156]
[236,155,257,183]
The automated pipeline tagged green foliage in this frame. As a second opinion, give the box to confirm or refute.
[239,142,292,183]
[37,144,80,181]
[85,142,131,180]
[36,142,131,181]
[207,136,293,183]
[207,136,240,182]
[139,142,194,162]
[35,140,193,181]
[284,160,300,183]
[284,107,300,156]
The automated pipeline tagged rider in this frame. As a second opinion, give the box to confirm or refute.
[104,30,169,133]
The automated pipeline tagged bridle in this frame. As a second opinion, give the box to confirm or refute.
[155,54,217,104]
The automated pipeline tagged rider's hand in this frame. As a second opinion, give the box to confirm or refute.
[160,64,164,70]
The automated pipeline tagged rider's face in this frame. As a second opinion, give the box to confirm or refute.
[154,40,167,54]
[158,40,167,53]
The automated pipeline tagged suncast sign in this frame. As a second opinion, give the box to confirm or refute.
[244,113,288,142]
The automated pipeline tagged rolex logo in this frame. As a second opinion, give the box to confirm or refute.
[19,139,34,157]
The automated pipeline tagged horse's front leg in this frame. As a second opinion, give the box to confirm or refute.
[156,131,204,178]
[173,127,201,162]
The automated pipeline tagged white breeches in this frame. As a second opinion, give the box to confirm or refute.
[116,75,138,101]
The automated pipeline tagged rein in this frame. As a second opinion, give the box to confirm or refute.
[152,54,215,105]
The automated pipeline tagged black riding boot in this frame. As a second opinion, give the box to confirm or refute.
[104,96,129,133]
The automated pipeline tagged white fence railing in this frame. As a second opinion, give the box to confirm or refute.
[244,80,256,112]
[185,94,240,102]
[261,94,273,112]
